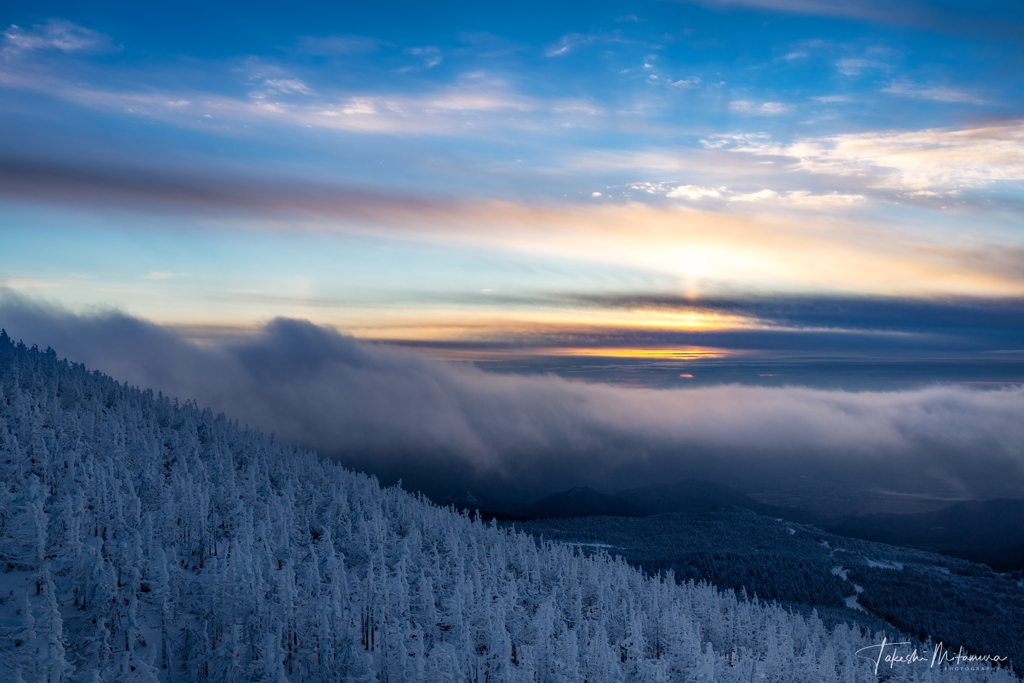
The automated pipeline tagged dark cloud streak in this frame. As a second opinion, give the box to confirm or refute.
[0,154,456,224]
[379,292,1024,355]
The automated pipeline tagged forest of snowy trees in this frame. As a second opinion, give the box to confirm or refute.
[0,331,1016,682]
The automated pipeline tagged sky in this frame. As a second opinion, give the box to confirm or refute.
[1,0,1023,384]
[1,1,1023,506]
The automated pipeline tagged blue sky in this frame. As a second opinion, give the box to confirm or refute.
[1,0,1023,386]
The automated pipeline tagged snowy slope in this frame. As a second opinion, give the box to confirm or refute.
[0,333,1014,682]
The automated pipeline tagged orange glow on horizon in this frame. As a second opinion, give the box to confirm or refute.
[541,347,729,360]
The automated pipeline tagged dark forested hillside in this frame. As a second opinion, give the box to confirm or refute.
[0,332,1016,681]
[826,500,1024,571]
[521,487,647,519]
[504,479,816,523]
[515,508,1024,676]
[614,480,782,517]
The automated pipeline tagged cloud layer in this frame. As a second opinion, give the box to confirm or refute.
[2,299,1022,508]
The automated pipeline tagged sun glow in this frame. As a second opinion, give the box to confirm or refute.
[542,347,731,360]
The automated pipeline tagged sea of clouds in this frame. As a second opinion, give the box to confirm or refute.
[2,296,1022,508]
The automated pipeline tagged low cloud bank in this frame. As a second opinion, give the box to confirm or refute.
[2,297,1022,507]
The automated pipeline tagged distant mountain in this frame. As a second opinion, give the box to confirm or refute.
[441,489,500,512]
[520,486,647,518]
[826,498,1024,571]
[439,490,530,521]
[518,479,813,522]
[615,479,760,513]
[615,479,814,521]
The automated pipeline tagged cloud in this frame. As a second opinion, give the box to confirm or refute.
[729,188,777,202]
[783,190,864,206]
[403,46,442,69]
[667,76,702,88]
[567,292,1024,344]
[709,121,1024,190]
[543,32,632,57]
[834,58,889,75]
[667,185,723,199]
[4,154,1024,299]
[2,19,114,57]
[729,100,790,115]
[545,34,588,57]
[2,301,1023,507]
[261,78,313,95]
[700,132,772,150]
[881,79,987,105]
[0,57,539,137]
[680,0,904,22]
[663,183,863,206]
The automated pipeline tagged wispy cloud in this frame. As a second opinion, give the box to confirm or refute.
[667,76,702,88]
[261,78,313,95]
[666,185,724,199]
[709,121,1024,190]
[2,19,115,57]
[835,57,889,75]
[545,33,590,57]
[680,0,904,23]
[729,188,778,201]
[783,190,865,206]
[881,79,987,105]
[664,184,864,206]
[403,46,442,69]
[5,155,1022,298]
[729,100,790,115]
[0,59,544,137]
[543,31,633,58]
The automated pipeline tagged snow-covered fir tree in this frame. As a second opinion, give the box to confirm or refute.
[0,332,1014,682]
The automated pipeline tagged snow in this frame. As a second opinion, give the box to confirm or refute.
[829,565,867,613]
[844,585,867,613]
[865,558,905,570]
